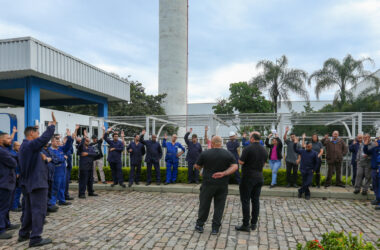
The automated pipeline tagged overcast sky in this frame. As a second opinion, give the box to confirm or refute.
[1,0,379,103]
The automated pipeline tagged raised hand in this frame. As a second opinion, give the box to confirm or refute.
[121,130,125,137]
[324,134,329,139]
[268,133,273,138]
[294,136,299,144]
[83,129,88,138]
[189,128,193,133]
[66,128,71,136]
[205,126,208,131]
[75,124,80,131]
[243,132,247,138]
[48,112,57,126]
[107,127,112,133]
[164,133,168,140]
[12,126,17,134]
[285,126,290,132]
[302,133,306,139]
[141,129,146,135]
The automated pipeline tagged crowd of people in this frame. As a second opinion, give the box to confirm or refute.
[0,113,379,245]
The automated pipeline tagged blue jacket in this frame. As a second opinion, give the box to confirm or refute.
[226,140,240,163]
[294,144,318,173]
[41,147,56,181]
[127,141,145,165]
[77,139,98,170]
[19,125,55,193]
[140,135,162,162]
[242,138,264,147]
[349,141,360,165]
[0,146,17,191]
[48,136,73,168]
[104,132,124,163]
[184,132,202,163]
[363,143,380,170]
[162,139,185,163]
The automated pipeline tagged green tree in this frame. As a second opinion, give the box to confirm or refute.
[212,98,233,114]
[309,54,379,107]
[251,55,309,113]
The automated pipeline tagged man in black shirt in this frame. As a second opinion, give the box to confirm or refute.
[235,133,268,232]
[194,136,238,235]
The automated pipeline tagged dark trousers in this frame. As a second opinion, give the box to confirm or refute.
[187,161,199,183]
[286,162,298,185]
[12,186,22,210]
[314,159,321,186]
[372,169,380,203]
[79,168,94,196]
[146,160,160,184]
[234,167,241,184]
[47,179,54,207]
[19,188,48,245]
[299,171,313,196]
[351,162,357,185]
[0,188,12,234]
[65,161,72,198]
[109,161,124,185]
[326,162,343,186]
[239,177,263,226]
[196,184,228,229]
[129,163,141,184]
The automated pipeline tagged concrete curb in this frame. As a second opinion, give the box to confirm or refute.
[69,182,375,200]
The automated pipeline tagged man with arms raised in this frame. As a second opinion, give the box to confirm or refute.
[194,136,238,235]
[18,112,56,247]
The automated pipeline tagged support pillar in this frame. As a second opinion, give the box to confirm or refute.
[98,102,108,129]
[24,78,40,128]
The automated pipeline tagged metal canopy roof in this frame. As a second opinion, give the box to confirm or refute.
[0,37,130,102]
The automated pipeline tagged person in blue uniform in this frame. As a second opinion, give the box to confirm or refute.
[293,137,318,200]
[18,112,56,247]
[41,144,59,213]
[140,130,162,185]
[363,136,380,210]
[49,130,73,207]
[10,141,22,212]
[77,130,99,198]
[103,127,126,188]
[127,135,145,187]
[184,128,202,184]
[0,132,19,240]
[162,134,185,185]
[242,132,264,147]
[64,133,75,201]
[226,132,241,184]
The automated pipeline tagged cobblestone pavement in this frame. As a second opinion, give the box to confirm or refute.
[1,191,379,250]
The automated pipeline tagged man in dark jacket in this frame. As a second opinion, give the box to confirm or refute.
[140,130,162,185]
[103,127,126,188]
[322,131,348,188]
[294,138,318,200]
[226,132,241,184]
[349,134,363,186]
[18,112,56,247]
[0,132,19,240]
[127,135,145,187]
[184,128,203,184]
[77,130,99,199]
[235,133,268,232]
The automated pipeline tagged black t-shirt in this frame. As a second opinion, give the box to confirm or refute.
[196,148,236,185]
[240,142,268,178]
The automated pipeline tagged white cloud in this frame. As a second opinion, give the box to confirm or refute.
[0,20,52,42]
[188,62,258,103]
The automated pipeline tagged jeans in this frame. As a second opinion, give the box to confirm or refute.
[196,184,228,229]
[239,176,263,226]
[269,160,281,185]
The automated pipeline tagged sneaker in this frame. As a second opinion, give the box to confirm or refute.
[65,197,74,201]
[235,224,250,232]
[0,232,12,240]
[195,225,204,233]
[47,205,59,212]
[29,238,52,247]
[6,224,20,231]
[361,191,368,196]
[58,201,71,206]
[211,228,219,235]
[251,224,257,231]
[353,190,360,194]
[270,184,276,189]
[88,193,98,196]
[78,194,86,199]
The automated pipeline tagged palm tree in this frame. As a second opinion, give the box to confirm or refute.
[309,54,379,106]
[251,55,309,113]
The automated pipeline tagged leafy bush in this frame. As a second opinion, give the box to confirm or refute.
[297,231,379,250]
[71,166,350,185]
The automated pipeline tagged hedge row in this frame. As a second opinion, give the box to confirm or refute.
[71,166,351,186]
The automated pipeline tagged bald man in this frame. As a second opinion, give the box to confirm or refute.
[194,136,238,235]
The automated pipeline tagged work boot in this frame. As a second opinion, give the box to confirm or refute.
[78,194,86,199]
[235,224,250,232]
[0,232,12,240]
[58,201,71,206]
[251,224,257,231]
[361,191,368,196]
[29,238,52,247]
[88,193,98,196]
[65,196,74,201]
[6,224,20,231]
[17,235,29,242]
[353,190,360,194]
